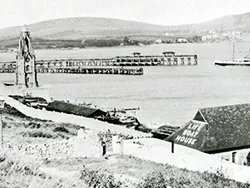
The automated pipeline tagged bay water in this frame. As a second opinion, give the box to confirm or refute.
[1,43,250,128]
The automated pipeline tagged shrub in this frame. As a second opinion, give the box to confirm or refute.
[25,122,41,129]
[0,150,87,188]
[137,166,250,188]
[22,130,54,139]
[53,126,70,133]
[80,165,123,188]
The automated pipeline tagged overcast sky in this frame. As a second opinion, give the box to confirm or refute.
[1,0,250,29]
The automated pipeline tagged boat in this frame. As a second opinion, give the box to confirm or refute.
[214,43,250,66]
[3,82,15,86]
[215,58,250,66]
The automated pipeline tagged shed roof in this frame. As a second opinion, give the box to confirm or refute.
[46,100,106,118]
[167,103,250,153]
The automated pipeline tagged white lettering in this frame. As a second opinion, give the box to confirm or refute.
[183,129,188,136]
[180,136,185,142]
[175,135,181,142]
[193,131,199,138]
[191,139,197,145]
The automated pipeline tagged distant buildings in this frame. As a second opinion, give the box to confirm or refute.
[154,39,162,44]
[201,30,242,42]
[176,38,188,43]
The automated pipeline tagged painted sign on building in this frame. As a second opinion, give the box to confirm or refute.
[174,120,206,146]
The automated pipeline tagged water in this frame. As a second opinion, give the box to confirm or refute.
[1,43,250,128]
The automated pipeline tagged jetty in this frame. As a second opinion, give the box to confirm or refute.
[0,64,143,76]
[0,51,197,75]
[34,51,197,67]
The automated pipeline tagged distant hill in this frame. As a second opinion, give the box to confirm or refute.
[0,17,166,40]
[0,12,250,49]
[165,12,250,33]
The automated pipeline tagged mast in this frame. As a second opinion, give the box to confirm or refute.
[232,43,235,61]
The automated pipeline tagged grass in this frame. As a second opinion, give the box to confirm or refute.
[3,113,85,145]
[2,110,250,187]
[45,155,250,188]
[0,150,88,188]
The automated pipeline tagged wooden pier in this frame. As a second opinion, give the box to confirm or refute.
[34,52,197,67]
[0,64,143,76]
[0,52,197,75]
[37,67,143,75]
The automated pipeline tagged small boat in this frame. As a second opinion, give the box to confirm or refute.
[215,58,250,66]
[3,82,14,86]
[214,44,250,66]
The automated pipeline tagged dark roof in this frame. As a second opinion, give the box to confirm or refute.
[152,125,180,139]
[46,100,106,118]
[167,103,250,153]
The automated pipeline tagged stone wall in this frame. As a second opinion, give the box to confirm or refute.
[6,129,125,160]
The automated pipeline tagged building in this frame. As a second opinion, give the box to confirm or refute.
[176,38,188,43]
[166,103,250,165]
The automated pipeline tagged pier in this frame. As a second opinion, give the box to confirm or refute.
[0,52,197,75]
[0,63,143,75]
[33,52,197,67]
[36,67,143,75]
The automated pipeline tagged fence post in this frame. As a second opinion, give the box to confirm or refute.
[171,141,174,153]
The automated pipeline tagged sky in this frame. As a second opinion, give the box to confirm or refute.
[1,0,250,29]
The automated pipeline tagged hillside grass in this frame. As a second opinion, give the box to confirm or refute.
[45,155,250,188]
[0,150,88,188]
[2,109,250,187]
[3,113,84,145]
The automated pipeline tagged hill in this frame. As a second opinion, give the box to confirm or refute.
[0,17,166,40]
[0,12,250,49]
[165,12,250,33]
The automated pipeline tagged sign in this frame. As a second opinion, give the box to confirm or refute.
[174,120,206,146]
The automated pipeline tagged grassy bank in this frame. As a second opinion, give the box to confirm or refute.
[0,150,88,188]
[1,109,250,187]
[45,155,250,188]
[2,104,85,145]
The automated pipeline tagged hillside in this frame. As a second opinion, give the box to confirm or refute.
[165,12,250,33]
[0,13,250,49]
[2,105,250,187]
[0,17,166,40]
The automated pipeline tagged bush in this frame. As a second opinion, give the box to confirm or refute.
[137,166,250,188]
[53,126,70,133]
[80,165,123,188]
[25,122,41,129]
[0,150,87,188]
[22,130,54,139]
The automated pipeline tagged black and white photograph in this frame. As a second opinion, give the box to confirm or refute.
[1,0,250,187]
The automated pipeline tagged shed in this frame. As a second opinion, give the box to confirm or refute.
[166,104,250,154]
[46,100,107,118]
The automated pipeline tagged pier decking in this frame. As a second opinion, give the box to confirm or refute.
[0,64,143,75]
[34,52,197,67]
[0,52,197,75]
[37,67,143,75]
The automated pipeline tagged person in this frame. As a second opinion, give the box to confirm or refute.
[101,139,106,156]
